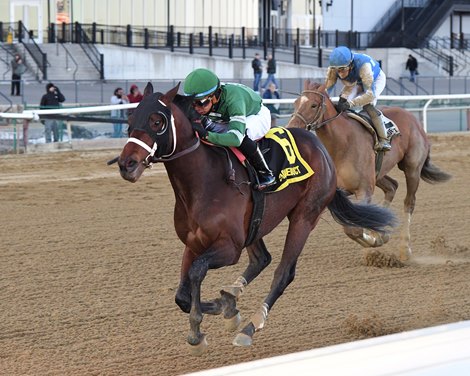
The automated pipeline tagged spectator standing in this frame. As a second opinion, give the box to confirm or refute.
[127,84,143,115]
[128,84,143,104]
[262,54,279,90]
[262,83,281,127]
[11,53,26,96]
[39,83,65,143]
[405,54,418,82]
[251,53,262,93]
[110,87,129,138]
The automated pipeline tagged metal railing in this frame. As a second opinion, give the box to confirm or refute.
[17,21,47,80]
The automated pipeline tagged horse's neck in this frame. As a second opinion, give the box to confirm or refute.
[164,145,229,198]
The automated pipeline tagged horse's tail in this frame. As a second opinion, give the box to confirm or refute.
[420,155,452,184]
[327,189,397,234]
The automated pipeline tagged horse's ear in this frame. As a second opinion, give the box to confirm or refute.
[160,82,180,105]
[304,79,311,90]
[143,82,154,97]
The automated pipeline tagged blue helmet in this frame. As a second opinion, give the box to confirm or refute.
[329,46,353,68]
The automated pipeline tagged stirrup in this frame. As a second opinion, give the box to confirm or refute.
[374,140,391,152]
[255,174,276,191]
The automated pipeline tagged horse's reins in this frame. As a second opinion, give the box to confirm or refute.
[291,90,342,131]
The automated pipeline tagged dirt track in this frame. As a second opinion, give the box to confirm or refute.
[0,133,469,375]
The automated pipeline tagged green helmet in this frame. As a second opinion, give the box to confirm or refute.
[183,68,220,99]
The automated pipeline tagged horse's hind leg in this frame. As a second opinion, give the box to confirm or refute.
[376,175,399,208]
[233,219,314,347]
[220,239,272,331]
[399,169,420,261]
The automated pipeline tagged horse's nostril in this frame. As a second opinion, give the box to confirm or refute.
[126,159,137,169]
[119,157,137,172]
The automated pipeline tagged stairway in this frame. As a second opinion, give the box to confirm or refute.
[370,0,470,48]
[39,43,101,81]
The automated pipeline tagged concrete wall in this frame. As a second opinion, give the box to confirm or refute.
[97,45,440,82]
[97,45,327,81]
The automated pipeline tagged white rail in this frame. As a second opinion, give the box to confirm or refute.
[1,94,470,133]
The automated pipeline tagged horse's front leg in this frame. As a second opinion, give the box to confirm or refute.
[186,256,210,356]
[220,239,272,331]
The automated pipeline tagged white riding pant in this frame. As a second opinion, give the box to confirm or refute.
[207,104,271,140]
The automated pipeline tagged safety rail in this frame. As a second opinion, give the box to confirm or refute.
[0,94,470,132]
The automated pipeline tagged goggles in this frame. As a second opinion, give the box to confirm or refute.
[334,65,350,72]
[193,95,213,108]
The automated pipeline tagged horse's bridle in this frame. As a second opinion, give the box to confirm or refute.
[127,99,200,168]
[291,90,342,131]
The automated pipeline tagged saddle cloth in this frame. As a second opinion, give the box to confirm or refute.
[346,111,401,140]
[232,127,314,193]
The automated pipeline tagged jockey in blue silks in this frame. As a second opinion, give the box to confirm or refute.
[325,46,391,151]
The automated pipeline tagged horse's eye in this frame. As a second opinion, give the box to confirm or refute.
[311,103,318,109]
[149,114,168,135]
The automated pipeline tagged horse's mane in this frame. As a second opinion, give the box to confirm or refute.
[304,79,324,92]
[174,94,197,120]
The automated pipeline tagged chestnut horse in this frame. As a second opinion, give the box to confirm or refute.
[288,80,451,261]
[114,83,396,355]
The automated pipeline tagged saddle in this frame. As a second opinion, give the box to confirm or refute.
[346,110,400,142]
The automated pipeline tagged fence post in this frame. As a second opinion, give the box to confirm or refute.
[100,54,104,80]
[294,42,298,64]
[199,32,204,47]
[42,52,48,80]
[242,27,246,59]
[0,22,3,42]
[229,35,233,59]
[18,20,23,43]
[92,22,97,43]
[144,28,149,49]
[318,48,323,68]
[170,25,174,52]
[49,22,55,43]
[189,33,193,54]
[22,119,29,151]
[209,26,213,57]
[74,22,80,43]
[61,22,66,42]
[126,24,132,47]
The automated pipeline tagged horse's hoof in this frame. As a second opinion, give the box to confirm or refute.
[399,249,411,262]
[232,332,252,347]
[188,335,208,356]
[224,312,242,332]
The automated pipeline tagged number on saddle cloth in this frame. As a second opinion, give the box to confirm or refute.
[258,127,314,193]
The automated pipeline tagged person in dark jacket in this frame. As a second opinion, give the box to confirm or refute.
[262,54,279,90]
[39,83,65,143]
[251,53,263,93]
[405,54,418,82]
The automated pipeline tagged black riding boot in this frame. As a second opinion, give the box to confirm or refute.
[249,146,276,191]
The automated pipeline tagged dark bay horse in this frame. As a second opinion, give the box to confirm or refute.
[115,82,396,355]
[288,79,451,261]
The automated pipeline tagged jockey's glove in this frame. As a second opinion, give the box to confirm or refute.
[192,121,209,139]
[336,97,351,112]
[201,116,212,128]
